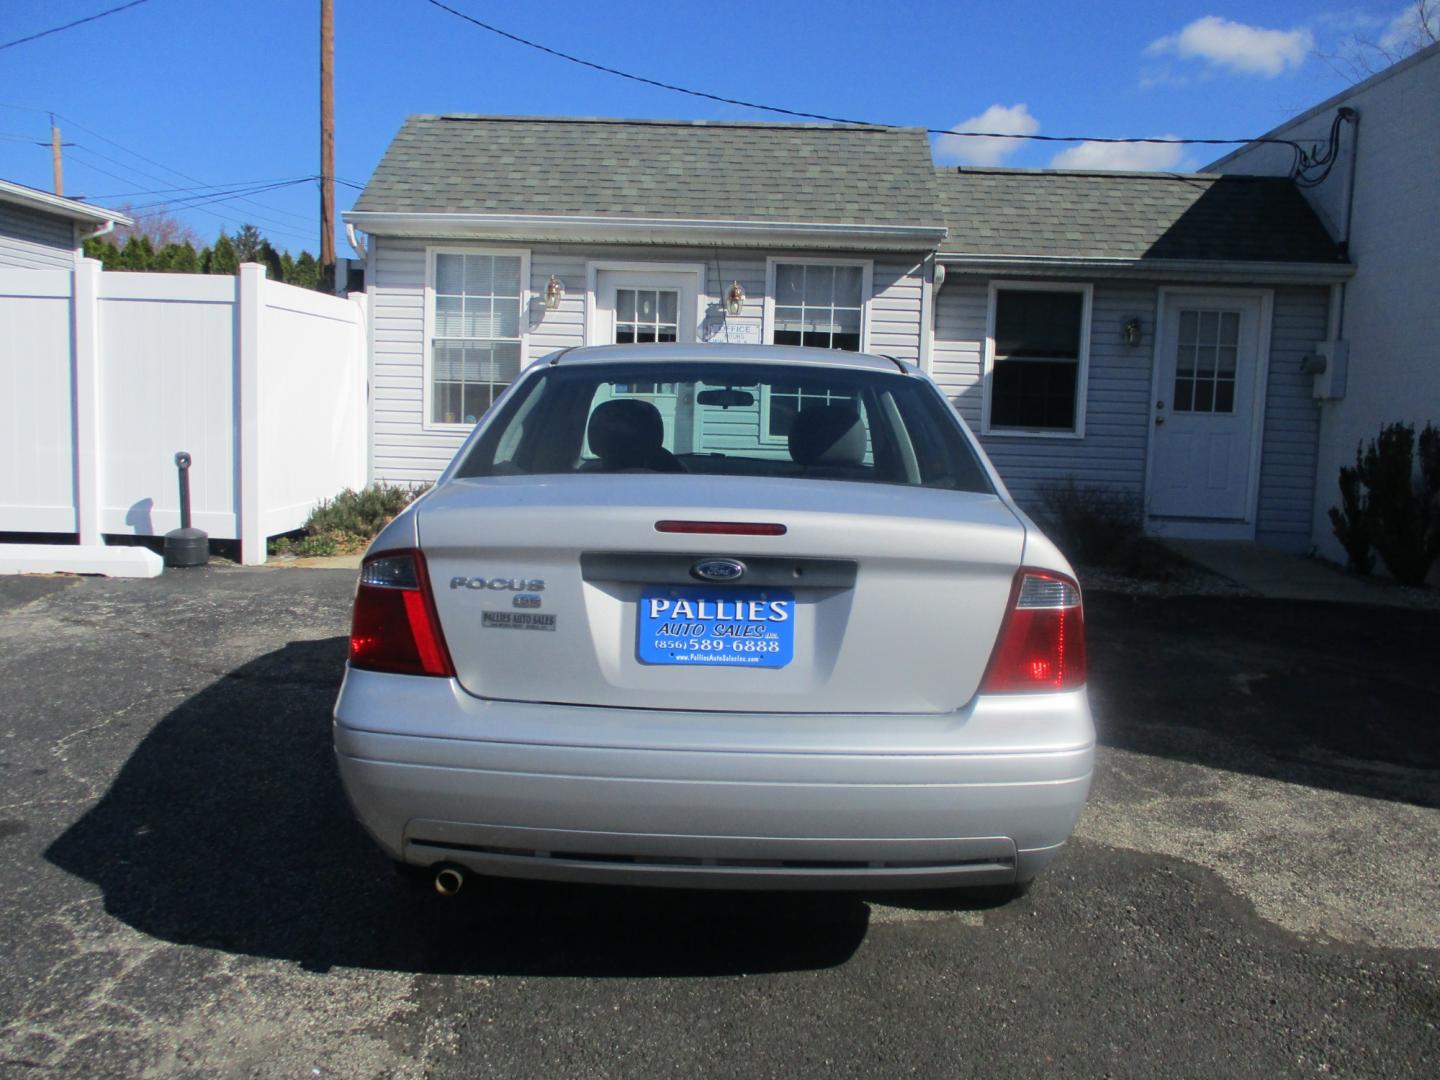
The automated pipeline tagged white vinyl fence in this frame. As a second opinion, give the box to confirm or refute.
[0,260,367,567]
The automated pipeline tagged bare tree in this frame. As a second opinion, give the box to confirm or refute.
[108,204,202,249]
[1317,0,1438,82]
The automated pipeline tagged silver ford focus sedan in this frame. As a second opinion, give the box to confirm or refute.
[334,344,1093,896]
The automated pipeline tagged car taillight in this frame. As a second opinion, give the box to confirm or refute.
[349,550,454,677]
[979,569,1086,693]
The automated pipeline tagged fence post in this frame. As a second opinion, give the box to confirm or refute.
[349,292,370,488]
[237,263,266,565]
[71,258,103,547]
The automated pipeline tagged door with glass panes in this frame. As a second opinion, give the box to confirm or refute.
[590,268,701,451]
[1149,292,1265,522]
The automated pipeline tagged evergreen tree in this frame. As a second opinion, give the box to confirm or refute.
[209,231,239,276]
[279,251,296,284]
[259,240,284,282]
[82,237,123,268]
[121,236,155,271]
[198,246,213,274]
[156,243,200,274]
[233,224,265,263]
[290,251,320,290]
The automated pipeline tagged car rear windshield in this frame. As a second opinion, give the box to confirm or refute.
[455,361,993,493]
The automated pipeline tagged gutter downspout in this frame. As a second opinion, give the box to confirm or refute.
[1334,107,1360,342]
[345,222,368,261]
[79,219,118,241]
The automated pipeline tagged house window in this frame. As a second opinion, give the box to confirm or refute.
[431,251,525,425]
[766,385,856,440]
[988,285,1090,434]
[772,263,864,351]
[1173,309,1238,413]
[615,288,679,344]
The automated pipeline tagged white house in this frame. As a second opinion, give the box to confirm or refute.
[345,113,1353,550]
[1208,40,1440,565]
[0,179,131,270]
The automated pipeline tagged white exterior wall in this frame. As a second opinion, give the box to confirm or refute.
[0,261,367,563]
[931,277,1328,549]
[367,236,927,485]
[1210,43,1440,561]
[0,202,78,270]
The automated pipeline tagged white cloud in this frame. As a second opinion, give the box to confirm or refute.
[1049,138,1187,172]
[1146,16,1314,76]
[1379,2,1440,51]
[933,104,1040,166]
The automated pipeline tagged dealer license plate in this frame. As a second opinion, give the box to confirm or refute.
[637,586,794,668]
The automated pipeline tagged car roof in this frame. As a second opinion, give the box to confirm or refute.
[545,343,909,373]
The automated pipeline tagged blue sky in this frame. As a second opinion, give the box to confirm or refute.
[0,1,1427,255]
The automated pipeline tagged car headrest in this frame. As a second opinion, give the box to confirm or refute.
[587,398,666,465]
[788,404,866,466]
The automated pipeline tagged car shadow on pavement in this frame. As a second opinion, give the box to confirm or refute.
[45,637,872,977]
[1084,592,1440,809]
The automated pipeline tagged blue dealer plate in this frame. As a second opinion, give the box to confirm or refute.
[637,586,794,668]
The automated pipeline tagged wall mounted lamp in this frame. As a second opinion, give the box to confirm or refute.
[725,281,746,316]
[1122,316,1142,348]
[544,274,565,311]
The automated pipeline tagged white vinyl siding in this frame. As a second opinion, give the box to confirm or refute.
[868,257,925,364]
[1255,285,1328,551]
[931,277,1327,550]
[935,279,1149,501]
[369,238,928,484]
[0,203,78,270]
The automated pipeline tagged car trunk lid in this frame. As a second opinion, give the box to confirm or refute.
[419,474,1025,714]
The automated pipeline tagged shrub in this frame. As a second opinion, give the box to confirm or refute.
[1036,478,1144,567]
[1327,453,1375,575]
[1351,422,1440,586]
[269,482,429,557]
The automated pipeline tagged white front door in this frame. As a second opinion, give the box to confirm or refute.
[1148,292,1267,524]
[591,268,701,346]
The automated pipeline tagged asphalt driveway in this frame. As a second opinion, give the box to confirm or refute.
[0,567,1436,1077]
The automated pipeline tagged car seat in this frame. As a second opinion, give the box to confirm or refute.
[585,399,685,472]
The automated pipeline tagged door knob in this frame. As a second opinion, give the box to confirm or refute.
[1155,416,1166,426]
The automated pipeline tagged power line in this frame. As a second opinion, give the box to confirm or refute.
[67,144,317,239]
[64,152,315,246]
[86,177,322,200]
[55,112,321,229]
[420,0,1304,151]
[126,179,315,215]
[0,0,155,53]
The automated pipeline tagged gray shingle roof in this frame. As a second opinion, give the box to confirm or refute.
[354,115,943,228]
[935,167,1345,263]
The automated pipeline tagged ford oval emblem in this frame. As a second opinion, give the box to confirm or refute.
[692,558,746,583]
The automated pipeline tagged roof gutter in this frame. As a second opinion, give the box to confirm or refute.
[935,251,1354,284]
[343,211,946,252]
[0,179,133,228]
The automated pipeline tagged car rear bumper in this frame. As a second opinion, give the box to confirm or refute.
[333,667,1094,890]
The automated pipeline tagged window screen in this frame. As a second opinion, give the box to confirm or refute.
[431,253,524,425]
[773,264,864,351]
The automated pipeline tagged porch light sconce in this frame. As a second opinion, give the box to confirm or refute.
[725,281,746,316]
[544,274,565,311]
[1122,316,1143,348]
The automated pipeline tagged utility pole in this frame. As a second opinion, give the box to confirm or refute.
[50,115,63,196]
[320,0,336,292]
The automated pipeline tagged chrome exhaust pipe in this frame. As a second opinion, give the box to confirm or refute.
[434,865,465,897]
